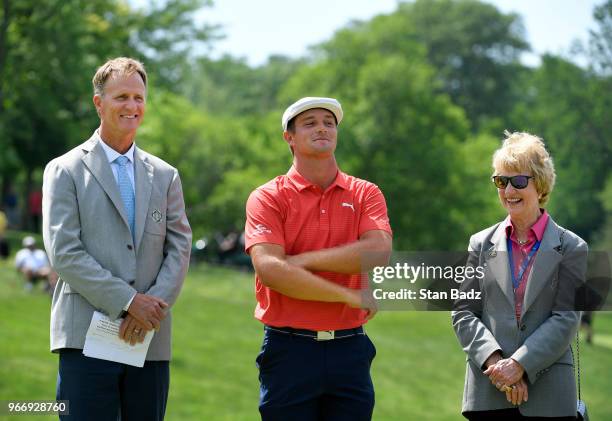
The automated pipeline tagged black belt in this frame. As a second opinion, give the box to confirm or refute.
[264,325,365,341]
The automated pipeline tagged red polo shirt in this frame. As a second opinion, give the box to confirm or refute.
[245,166,392,330]
[504,209,549,322]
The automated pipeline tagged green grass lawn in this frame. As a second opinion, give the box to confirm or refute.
[1,259,611,420]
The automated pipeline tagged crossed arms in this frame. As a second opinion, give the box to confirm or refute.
[250,229,392,319]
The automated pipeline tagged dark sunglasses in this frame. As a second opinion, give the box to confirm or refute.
[492,175,534,189]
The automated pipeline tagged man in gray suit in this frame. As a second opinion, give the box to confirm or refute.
[42,57,192,420]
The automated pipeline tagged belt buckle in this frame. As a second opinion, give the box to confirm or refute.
[316,330,335,341]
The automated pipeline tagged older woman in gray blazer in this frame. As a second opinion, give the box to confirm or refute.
[452,131,587,420]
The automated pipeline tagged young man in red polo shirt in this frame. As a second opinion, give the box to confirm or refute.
[245,97,393,420]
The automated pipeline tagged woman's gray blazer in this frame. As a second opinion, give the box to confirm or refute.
[451,216,587,417]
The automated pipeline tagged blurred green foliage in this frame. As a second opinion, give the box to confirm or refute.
[1,0,610,249]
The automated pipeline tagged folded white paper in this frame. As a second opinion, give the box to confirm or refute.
[83,311,154,367]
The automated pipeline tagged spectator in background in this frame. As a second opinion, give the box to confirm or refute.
[580,311,594,344]
[28,188,43,233]
[15,236,57,292]
[217,230,241,262]
[3,184,19,228]
[0,207,9,259]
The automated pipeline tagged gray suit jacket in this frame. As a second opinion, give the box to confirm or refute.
[451,216,587,417]
[42,133,192,360]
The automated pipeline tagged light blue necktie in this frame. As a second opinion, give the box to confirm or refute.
[115,156,135,242]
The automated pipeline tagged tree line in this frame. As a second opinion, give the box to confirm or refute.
[1,0,611,250]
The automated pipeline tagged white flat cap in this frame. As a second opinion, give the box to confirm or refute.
[282,97,343,131]
[22,236,36,247]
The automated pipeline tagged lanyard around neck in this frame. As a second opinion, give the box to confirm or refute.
[507,237,541,291]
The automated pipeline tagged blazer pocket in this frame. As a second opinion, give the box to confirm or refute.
[144,225,165,236]
[142,222,166,255]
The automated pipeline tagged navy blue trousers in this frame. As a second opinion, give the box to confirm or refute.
[256,328,376,421]
[57,349,169,421]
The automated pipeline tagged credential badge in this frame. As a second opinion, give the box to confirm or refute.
[151,209,162,223]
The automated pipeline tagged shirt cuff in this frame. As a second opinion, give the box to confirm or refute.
[123,292,136,312]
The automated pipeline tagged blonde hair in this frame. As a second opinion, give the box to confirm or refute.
[92,57,147,96]
[492,130,556,206]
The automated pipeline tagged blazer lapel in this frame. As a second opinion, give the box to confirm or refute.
[521,218,562,316]
[485,223,515,308]
[81,136,130,229]
[134,147,153,252]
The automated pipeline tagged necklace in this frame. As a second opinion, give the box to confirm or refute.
[518,238,528,245]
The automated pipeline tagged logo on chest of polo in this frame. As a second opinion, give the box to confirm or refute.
[342,202,355,212]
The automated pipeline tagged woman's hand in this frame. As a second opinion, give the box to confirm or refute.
[483,358,525,389]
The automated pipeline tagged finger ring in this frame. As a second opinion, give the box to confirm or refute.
[501,385,512,392]
[134,328,141,334]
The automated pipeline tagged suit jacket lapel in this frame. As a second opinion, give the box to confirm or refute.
[486,223,515,308]
[521,218,562,316]
[81,135,130,229]
[134,147,153,252]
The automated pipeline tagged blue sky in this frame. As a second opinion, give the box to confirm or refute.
[194,0,601,67]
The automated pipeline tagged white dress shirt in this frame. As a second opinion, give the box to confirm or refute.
[95,129,137,313]
[95,130,136,193]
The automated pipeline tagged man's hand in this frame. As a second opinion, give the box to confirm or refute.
[504,377,529,406]
[286,253,379,319]
[345,288,378,320]
[484,358,525,389]
[119,314,149,345]
[483,351,502,369]
[127,293,168,330]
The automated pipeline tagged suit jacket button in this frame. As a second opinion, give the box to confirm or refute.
[127,245,133,250]
[520,325,527,331]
